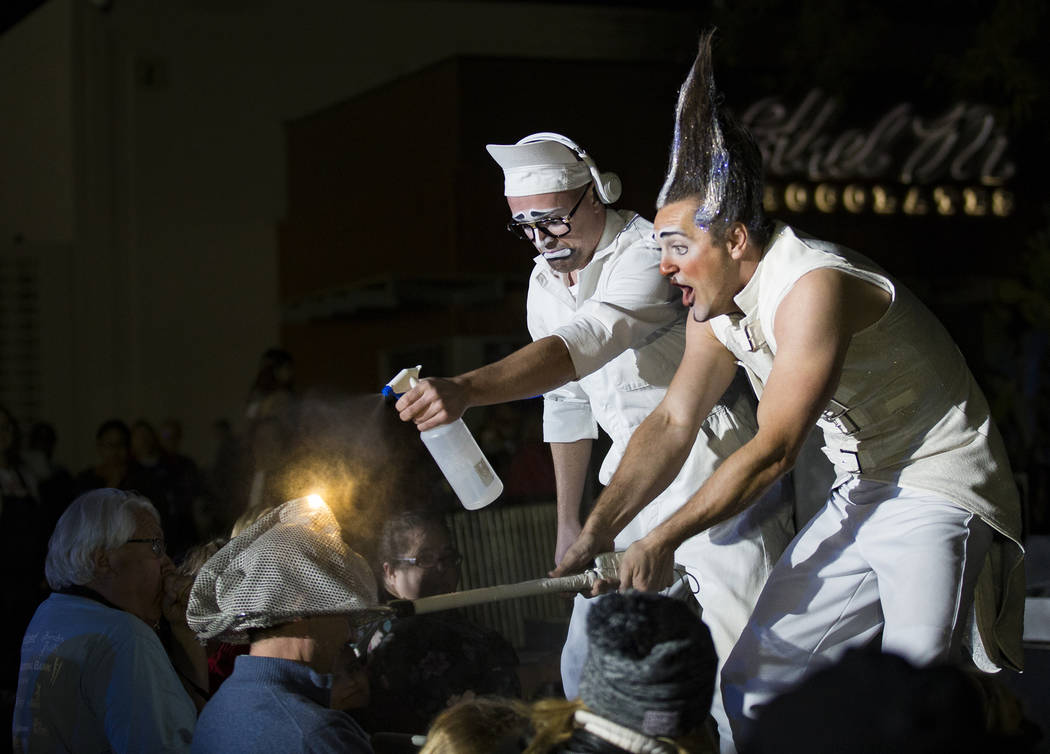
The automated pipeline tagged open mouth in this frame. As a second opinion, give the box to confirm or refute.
[543,248,573,261]
[672,282,694,307]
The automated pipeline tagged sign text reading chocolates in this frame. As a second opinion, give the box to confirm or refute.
[741,90,1014,217]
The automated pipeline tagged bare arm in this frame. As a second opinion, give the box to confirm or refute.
[396,336,576,431]
[550,439,593,567]
[551,316,739,577]
[618,269,892,591]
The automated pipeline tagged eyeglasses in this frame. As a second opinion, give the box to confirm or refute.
[505,183,592,242]
[126,537,166,558]
[391,548,462,570]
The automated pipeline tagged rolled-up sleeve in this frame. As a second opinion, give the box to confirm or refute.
[552,241,684,379]
[542,381,598,443]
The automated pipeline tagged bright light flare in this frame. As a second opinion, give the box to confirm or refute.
[306,493,326,510]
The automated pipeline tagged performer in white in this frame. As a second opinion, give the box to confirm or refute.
[396,132,795,746]
[554,32,1025,747]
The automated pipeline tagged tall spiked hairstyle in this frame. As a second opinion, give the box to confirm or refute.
[657,30,771,247]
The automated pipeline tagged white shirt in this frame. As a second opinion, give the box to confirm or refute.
[526,209,688,483]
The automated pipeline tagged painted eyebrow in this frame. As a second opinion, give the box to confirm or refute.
[657,229,688,239]
[512,207,565,221]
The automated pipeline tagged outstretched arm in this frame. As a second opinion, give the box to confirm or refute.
[395,336,576,431]
[552,316,740,577]
[397,238,683,432]
[616,268,891,591]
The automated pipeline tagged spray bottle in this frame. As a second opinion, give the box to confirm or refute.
[384,365,503,510]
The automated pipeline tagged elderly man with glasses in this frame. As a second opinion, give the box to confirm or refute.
[395,133,795,744]
[13,488,203,753]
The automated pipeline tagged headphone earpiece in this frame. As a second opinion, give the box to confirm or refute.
[516,132,622,205]
[597,172,622,205]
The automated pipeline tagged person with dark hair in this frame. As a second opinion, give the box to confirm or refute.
[742,649,1035,754]
[75,418,156,496]
[378,510,461,601]
[24,420,76,526]
[158,418,205,535]
[394,132,795,742]
[131,419,199,558]
[555,31,1023,749]
[245,347,295,423]
[0,405,46,721]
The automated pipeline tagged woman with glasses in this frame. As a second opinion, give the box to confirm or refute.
[362,509,521,735]
[379,509,462,601]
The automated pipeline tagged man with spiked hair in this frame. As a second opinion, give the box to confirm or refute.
[396,132,795,737]
[554,31,1024,747]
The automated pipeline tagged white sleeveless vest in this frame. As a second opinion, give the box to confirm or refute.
[709,223,1024,671]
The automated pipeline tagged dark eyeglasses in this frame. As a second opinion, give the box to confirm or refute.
[126,537,166,558]
[391,548,462,570]
[505,183,592,241]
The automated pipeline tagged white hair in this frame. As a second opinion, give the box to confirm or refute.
[44,488,160,590]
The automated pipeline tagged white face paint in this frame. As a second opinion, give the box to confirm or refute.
[511,207,574,260]
[506,187,604,275]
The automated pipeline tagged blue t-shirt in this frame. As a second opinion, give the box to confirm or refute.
[191,654,373,754]
[13,592,197,752]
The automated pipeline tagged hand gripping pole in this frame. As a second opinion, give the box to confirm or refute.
[387,552,688,617]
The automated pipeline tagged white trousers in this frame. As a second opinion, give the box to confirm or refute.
[561,481,794,753]
[720,479,994,745]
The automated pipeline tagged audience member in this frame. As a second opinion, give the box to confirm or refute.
[159,418,207,536]
[173,537,248,694]
[187,496,380,753]
[379,510,461,601]
[1,405,45,732]
[159,418,191,461]
[131,419,164,469]
[741,649,1039,754]
[224,416,293,534]
[527,591,718,754]
[363,510,521,735]
[204,418,241,534]
[244,347,295,424]
[74,419,156,497]
[330,644,371,714]
[23,420,75,525]
[365,615,522,737]
[12,488,200,752]
[132,419,197,557]
[420,697,531,754]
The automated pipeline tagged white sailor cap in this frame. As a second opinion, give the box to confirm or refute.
[486,138,594,198]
